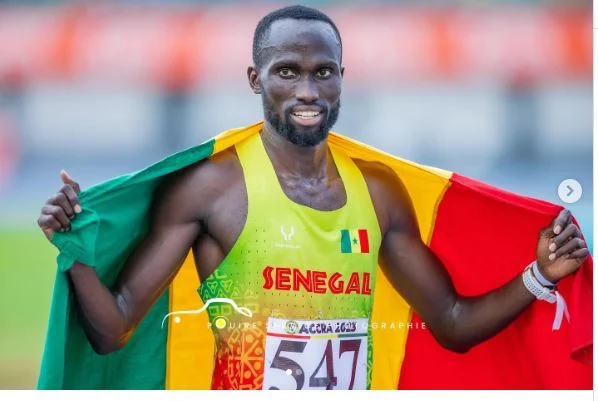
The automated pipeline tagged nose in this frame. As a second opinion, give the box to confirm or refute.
[295,77,319,104]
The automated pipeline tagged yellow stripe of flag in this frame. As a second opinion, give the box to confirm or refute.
[166,125,453,390]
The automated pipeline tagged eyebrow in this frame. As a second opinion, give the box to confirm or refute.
[269,59,339,70]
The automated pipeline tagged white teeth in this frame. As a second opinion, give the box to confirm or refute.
[293,111,320,118]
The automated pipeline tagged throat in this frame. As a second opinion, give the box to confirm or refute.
[276,166,347,212]
[261,126,329,179]
[260,128,348,211]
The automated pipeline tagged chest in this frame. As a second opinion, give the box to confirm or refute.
[206,172,350,255]
[198,175,381,321]
[274,173,347,211]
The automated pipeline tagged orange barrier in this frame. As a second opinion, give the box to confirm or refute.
[0,4,590,89]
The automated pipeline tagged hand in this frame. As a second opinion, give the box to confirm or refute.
[536,209,589,284]
[37,170,82,240]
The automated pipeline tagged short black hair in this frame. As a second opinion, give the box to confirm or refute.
[252,5,343,67]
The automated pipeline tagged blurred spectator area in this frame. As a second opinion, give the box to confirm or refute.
[0,1,592,230]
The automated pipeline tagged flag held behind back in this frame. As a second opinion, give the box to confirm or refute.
[37,122,592,390]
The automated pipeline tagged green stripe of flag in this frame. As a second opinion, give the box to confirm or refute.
[340,229,352,253]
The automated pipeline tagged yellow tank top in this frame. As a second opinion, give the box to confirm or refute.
[198,132,382,390]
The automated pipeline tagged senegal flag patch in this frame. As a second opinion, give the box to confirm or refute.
[340,229,370,254]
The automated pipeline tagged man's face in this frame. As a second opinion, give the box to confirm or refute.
[249,19,343,147]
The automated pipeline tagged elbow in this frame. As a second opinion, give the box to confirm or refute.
[90,339,124,355]
[436,301,472,354]
[92,345,113,356]
[429,318,472,354]
[427,327,471,354]
[430,329,472,354]
[89,332,131,355]
[438,338,471,354]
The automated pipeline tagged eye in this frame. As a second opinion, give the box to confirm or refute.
[316,68,333,78]
[278,68,296,79]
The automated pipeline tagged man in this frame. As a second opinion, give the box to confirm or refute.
[37,5,589,390]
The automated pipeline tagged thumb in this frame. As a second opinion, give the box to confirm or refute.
[60,169,81,193]
[538,224,555,240]
[60,169,73,184]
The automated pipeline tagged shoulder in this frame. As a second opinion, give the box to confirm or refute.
[352,158,419,236]
[151,147,243,222]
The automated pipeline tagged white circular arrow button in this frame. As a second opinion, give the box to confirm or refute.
[558,179,582,204]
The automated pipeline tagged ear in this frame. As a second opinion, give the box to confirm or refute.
[247,66,261,94]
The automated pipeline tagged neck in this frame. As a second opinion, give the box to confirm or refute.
[261,121,330,180]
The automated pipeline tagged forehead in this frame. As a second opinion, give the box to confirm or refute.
[260,19,341,65]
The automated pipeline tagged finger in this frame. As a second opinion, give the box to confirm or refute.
[552,209,572,235]
[51,192,74,218]
[61,185,82,214]
[60,170,81,193]
[568,248,590,260]
[553,238,585,259]
[549,223,579,251]
[41,204,71,230]
[539,225,555,239]
[37,214,64,234]
[42,227,54,239]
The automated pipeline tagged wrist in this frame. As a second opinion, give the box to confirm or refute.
[533,261,558,287]
[521,263,570,331]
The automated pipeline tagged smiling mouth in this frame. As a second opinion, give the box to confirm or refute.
[290,110,325,127]
[291,110,321,119]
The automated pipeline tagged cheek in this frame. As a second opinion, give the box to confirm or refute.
[318,79,341,104]
[263,84,294,114]
[262,80,294,105]
[321,79,342,102]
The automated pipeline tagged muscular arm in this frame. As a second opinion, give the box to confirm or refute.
[67,164,210,354]
[361,162,536,353]
[379,212,535,353]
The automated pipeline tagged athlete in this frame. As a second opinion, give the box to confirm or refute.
[36,5,589,390]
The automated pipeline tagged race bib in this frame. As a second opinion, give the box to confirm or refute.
[263,317,369,390]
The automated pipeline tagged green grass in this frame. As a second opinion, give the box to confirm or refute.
[0,229,58,389]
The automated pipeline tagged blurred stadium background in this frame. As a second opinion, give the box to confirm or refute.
[0,0,591,389]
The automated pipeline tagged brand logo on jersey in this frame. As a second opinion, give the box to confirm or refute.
[340,229,369,254]
[275,225,300,249]
[262,266,372,295]
[280,226,295,241]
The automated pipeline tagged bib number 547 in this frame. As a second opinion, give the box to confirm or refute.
[264,338,365,390]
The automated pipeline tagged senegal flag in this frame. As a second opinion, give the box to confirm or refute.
[37,121,592,390]
[340,229,370,254]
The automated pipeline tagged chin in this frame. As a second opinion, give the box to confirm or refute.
[291,134,328,148]
[264,111,332,147]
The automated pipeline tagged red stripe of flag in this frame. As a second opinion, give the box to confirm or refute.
[397,173,592,390]
[358,229,369,253]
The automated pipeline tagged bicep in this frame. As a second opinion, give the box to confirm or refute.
[379,229,457,328]
[373,166,458,334]
[112,219,200,323]
[111,173,204,326]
